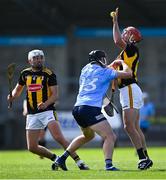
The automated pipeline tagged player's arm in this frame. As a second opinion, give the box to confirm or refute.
[111,8,126,49]
[107,59,132,79]
[107,59,123,69]
[116,61,132,79]
[37,85,58,110]
[111,79,118,92]
[7,83,24,102]
[23,99,28,116]
[107,59,119,92]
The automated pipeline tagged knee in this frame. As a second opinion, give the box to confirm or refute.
[124,123,134,134]
[82,132,95,143]
[85,132,95,141]
[83,129,95,141]
[102,132,116,143]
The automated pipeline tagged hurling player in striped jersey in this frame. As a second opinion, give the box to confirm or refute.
[7,49,89,170]
[111,8,153,170]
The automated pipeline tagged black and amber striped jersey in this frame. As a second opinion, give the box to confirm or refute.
[118,43,139,88]
[18,67,57,114]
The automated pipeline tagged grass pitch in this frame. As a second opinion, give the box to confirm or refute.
[0,147,165,179]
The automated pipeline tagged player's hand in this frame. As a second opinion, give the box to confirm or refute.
[110,7,118,23]
[109,59,123,69]
[37,102,47,110]
[7,94,14,102]
[23,110,27,116]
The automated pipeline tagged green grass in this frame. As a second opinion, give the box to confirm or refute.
[0,147,166,179]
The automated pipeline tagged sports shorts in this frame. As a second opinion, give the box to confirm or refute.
[72,105,106,128]
[26,110,57,130]
[119,83,143,110]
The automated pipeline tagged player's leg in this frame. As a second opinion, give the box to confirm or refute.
[52,106,97,170]
[69,127,94,170]
[120,84,147,160]
[38,128,47,147]
[90,120,118,171]
[54,127,94,170]
[123,108,143,149]
[135,111,147,154]
[26,129,56,161]
[48,120,90,170]
[66,127,95,152]
[38,128,47,159]
[120,84,152,169]
[48,120,69,148]
[26,113,56,161]
[123,108,149,160]
[135,112,153,168]
[123,108,152,170]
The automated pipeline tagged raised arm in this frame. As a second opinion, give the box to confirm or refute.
[111,8,126,49]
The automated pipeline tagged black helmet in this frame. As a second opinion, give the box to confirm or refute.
[89,50,107,66]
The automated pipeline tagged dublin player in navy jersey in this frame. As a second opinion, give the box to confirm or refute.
[111,8,153,170]
[52,50,132,171]
[7,49,88,170]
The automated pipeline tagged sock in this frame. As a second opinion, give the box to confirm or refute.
[137,148,146,160]
[60,150,70,161]
[105,159,113,168]
[51,154,57,161]
[144,149,149,158]
[73,155,80,162]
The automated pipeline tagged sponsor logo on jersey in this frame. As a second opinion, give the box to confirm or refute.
[28,84,43,92]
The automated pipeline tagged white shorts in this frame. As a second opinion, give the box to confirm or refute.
[119,83,143,110]
[26,110,56,130]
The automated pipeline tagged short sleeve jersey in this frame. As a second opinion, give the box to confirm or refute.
[74,63,117,108]
[18,67,57,114]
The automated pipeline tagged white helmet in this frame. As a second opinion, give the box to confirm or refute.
[28,49,44,60]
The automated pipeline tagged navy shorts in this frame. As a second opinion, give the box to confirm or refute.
[72,105,106,128]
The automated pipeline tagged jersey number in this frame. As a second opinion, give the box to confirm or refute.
[80,78,98,92]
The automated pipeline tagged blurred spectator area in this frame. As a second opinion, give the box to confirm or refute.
[0,0,166,35]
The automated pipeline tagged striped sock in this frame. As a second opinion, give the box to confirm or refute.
[73,155,80,162]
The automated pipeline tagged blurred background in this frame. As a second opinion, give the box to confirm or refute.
[0,0,165,149]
